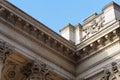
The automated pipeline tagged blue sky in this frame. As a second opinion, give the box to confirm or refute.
[8,0,120,33]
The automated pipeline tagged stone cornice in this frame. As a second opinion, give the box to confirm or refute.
[0,1,76,60]
[76,42,120,78]
[60,23,74,32]
[102,1,120,11]
[0,1,120,62]
[76,21,120,61]
[83,13,98,24]
[77,20,119,50]
[0,1,75,50]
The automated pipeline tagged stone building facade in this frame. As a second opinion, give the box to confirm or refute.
[0,1,120,80]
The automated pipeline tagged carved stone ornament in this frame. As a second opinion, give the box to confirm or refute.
[0,40,13,63]
[20,62,34,77]
[30,61,51,80]
[112,62,119,73]
[7,70,16,78]
[82,17,104,40]
[1,60,18,80]
[101,62,120,80]
[101,69,111,80]
[0,5,75,60]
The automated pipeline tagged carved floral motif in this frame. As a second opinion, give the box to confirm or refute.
[82,17,104,40]
[0,40,13,63]
[2,60,18,80]
[20,62,34,77]
[101,62,120,80]
[29,61,51,80]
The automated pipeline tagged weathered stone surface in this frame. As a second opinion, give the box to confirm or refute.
[0,1,120,80]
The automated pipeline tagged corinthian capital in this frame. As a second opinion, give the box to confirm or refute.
[30,61,51,80]
[0,40,13,63]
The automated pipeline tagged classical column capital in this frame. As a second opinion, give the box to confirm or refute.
[29,60,51,80]
[100,61,120,80]
[20,61,34,77]
[0,40,13,63]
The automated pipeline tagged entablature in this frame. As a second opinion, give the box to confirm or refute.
[76,21,120,61]
[1,0,120,63]
[0,1,76,61]
[0,40,69,80]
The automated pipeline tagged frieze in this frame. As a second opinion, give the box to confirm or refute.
[82,16,105,40]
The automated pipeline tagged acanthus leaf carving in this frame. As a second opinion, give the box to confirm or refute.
[100,62,120,80]
[82,16,104,40]
[30,61,51,80]
[0,40,13,63]
[20,61,34,78]
[101,69,111,80]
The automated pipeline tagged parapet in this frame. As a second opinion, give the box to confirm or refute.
[60,1,120,45]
